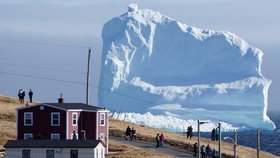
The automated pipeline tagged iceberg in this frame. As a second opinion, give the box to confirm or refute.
[99,4,275,131]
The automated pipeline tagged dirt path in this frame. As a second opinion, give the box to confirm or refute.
[111,136,194,158]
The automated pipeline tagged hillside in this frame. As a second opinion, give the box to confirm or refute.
[0,95,278,158]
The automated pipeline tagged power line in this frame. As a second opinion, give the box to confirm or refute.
[0,71,86,86]
[0,62,87,75]
[0,38,91,49]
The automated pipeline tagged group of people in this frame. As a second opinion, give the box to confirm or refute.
[211,128,220,141]
[155,133,164,148]
[186,126,193,139]
[18,89,33,103]
[125,126,137,141]
[193,143,217,158]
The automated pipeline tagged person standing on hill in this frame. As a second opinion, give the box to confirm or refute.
[28,89,33,103]
[206,144,211,158]
[18,89,23,103]
[125,126,131,140]
[212,148,217,158]
[215,128,219,141]
[211,128,216,141]
[193,142,198,157]
[21,91,25,103]
[159,133,165,147]
[155,133,160,148]
[189,126,193,139]
[131,127,136,141]
[201,145,206,158]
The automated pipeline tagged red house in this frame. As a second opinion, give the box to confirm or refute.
[16,102,109,153]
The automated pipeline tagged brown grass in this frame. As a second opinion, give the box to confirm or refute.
[108,140,174,158]
[109,118,279,158]
[0,95,37,149]
[0,94,279,158]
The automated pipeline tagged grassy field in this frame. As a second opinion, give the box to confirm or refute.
[0,94,279,158]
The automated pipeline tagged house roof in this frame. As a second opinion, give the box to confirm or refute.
[16,103,108,112]
[44,103,106,111]
[4,139,105,148]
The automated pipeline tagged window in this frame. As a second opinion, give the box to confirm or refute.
[24,112,33,126]
[46,150,54,158]
[51,133,60,140]
[70,150,78,158]
[100,113,105,126]
[72,113,77,126]
[24,133,33,140]
[51,112,60,126]
[22,150,30,158]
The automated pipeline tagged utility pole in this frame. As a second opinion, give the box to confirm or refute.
[219,123,222,158]
[86,48,91,105]
[197,120,200,158]
[234,130,237,158]
[257,129,260,158]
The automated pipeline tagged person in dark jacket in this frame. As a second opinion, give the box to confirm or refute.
[211,128,216,141]
[206,144,211,158]
[125,126,131,140]
[201,145,206,158]
[193,142,198,157]
[155,133,160,148]
[28,89,33,103]
[21,91,25,103]
[18,89,22,102]
[189,126,193,139]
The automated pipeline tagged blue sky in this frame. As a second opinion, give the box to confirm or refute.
[0,0,279,111]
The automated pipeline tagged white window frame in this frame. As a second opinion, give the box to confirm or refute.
[51,133,60,140]
[24,112,33,126]
[51,112,60,126]
[72,112,77,126]
[24,133,33,140]
[71,133,79,140]
[100,113,105,126]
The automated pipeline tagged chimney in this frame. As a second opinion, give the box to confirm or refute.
[58,94,64,103]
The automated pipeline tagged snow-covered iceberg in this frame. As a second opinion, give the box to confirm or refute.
[99,4,275,131]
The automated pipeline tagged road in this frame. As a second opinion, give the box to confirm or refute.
[111,136,194,158]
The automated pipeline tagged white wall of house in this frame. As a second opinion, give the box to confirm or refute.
[5,144,105,158]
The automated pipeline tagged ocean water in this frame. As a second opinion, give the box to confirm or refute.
[198,112,280,156]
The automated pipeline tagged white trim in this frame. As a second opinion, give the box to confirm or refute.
[51,133,60,140]
[100,113,105,126]
[72,112,77,126]
[24,112,33,126]
[106,112,109,154]
[16,103,66,111]
[24,133,33,140]
[51,112,60,126]
[66,112,69,139]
